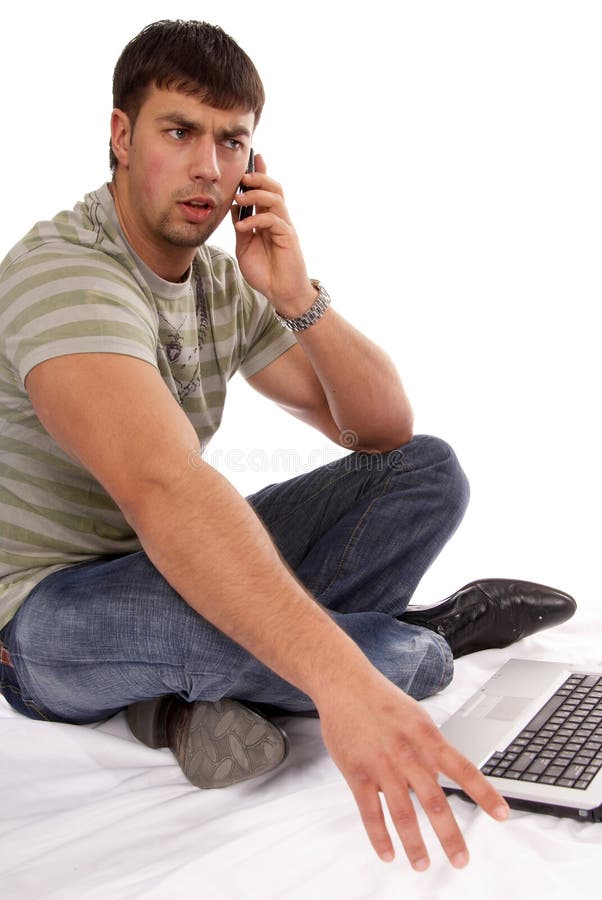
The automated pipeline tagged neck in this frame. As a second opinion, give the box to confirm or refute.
[109,178,195,283]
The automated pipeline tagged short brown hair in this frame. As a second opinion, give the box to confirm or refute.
[110,19,265,170]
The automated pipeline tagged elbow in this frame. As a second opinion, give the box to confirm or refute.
[392,424,414,448]
[398,409,415,446]
[375,428,414,453]
[364,406,414,453]
[380,405,415,451]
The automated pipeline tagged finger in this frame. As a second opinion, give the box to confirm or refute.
[408,770,470,869]
[230,204,254,249]
[230,202,250,231]
[414,717,510,822]
[349,781,395,864]
[437,743,510,822]
[253,152,267,175]
[234,188,288,222]
[233,188,286,218]
[381,781,431,872]
[234,211,295,240]
[239,170,284,200]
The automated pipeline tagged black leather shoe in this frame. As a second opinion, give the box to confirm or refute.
[399,579,576,659]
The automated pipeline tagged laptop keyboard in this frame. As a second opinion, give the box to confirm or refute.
[481,673,602,790]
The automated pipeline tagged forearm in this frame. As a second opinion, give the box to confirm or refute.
[123,458,376,704]
[233,161,412,452]
[294,304,414,451]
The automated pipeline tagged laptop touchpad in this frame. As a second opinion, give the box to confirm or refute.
[484,695,531,721]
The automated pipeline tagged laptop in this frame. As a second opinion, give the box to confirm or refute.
[438,658,602,822]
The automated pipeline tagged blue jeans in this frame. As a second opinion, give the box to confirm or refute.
[0,435,469,724]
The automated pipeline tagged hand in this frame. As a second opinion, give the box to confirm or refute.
[316,671,510,871]
[231,154,317,314]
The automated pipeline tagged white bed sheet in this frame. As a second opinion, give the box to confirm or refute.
[1,611,601,900]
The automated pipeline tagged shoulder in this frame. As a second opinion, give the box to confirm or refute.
[2,188,108,269]
[1,200,151,318]
[1,185,144,291]
[196,243,241,286]
[195,244,264,310]
[0,241,151,332]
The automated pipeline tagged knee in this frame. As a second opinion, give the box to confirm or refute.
[396,434,470,518]
[378,622,454,700]
[408,632,455,700]
[401,434,470,488]
[432,435,470,522]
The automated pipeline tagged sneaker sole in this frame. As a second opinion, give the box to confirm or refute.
[180,698,289,789]
[127,697,288,789]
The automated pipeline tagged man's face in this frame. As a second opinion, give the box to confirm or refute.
[112,86,254,277]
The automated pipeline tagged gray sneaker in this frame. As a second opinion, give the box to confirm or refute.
[127,696,289,789]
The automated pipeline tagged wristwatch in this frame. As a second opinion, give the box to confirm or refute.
[274,279,331,332]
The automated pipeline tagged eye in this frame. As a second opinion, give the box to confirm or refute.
[167,128,190,141]
[223,138,244,151]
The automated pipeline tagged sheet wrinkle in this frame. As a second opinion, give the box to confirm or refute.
[1,612,601,899]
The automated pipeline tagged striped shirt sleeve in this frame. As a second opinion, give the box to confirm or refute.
[0,244,159,390]
[218,255,297,379]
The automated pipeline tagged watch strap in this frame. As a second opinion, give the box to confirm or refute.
[274,279,331,332]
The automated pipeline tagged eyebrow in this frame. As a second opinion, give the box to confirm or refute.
[156,112,252,140]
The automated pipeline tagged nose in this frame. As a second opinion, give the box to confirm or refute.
[189,137,220,182]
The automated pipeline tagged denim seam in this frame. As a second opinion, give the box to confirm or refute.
[261,464,360,528]
[0,678,52,720]
[319,475,394,597]
[431,633,454,693]
[10,652,243,679]
[261,452,406,528]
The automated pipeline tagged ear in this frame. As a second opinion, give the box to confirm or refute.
[110,108,132,168]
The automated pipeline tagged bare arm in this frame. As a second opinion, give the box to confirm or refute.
[26,353,508,870]
[248,312,414,452]
[234,155,413,452]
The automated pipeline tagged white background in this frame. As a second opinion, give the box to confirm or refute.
[1,0,600,614]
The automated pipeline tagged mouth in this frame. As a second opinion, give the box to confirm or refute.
[178,196,217,223]
[179,195,217,209]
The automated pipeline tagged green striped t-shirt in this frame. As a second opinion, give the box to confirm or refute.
[0,183,296,629]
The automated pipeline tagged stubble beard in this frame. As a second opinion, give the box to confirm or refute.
[156,213,220,249]
[157,193,228,249]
